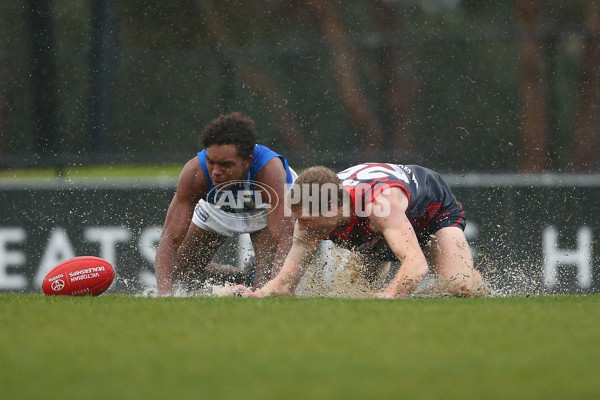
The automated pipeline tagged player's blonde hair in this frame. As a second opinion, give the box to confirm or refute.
[288,166,346,214]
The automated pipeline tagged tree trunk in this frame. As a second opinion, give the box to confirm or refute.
[369,0,418,160]
[307,0,383,159]
[573,1,600,172]
[516,0,550,172]
[195,0,306,152]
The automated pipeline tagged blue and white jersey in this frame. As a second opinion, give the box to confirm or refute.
[197,144,294,212]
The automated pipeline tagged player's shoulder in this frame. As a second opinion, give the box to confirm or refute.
[177,156,208,195]
[253,143,276,154]
[254,156,286,184]
[182,155,205,176]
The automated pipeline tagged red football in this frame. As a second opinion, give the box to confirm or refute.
[42,256,115,296]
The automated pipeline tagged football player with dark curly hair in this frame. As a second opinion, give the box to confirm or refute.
[155,112,296,295]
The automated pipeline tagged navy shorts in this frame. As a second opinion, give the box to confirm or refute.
[415,198,466,248]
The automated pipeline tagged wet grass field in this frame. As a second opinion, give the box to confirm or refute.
[1,294,599,400]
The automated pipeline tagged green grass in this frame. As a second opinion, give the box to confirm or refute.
[1,294,599,400]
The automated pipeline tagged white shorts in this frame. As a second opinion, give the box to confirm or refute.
[192,199,269,238]
[191,168,297,238]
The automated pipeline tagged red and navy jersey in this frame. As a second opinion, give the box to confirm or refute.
[328,163,465,261]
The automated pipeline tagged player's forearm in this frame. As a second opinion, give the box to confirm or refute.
[269,236,293,278]
[155,225,187,296]
[154,247,175,295]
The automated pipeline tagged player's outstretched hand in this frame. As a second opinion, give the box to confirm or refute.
[229,284,256,297]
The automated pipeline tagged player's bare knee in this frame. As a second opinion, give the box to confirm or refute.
[446,270,489,297]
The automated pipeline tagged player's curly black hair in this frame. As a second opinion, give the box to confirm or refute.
[200,112,258,159]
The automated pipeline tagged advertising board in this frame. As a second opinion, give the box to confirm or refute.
[1,174,598,294]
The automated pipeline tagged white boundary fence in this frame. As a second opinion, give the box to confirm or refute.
[1,173,599,294]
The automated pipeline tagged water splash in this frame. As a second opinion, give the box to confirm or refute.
[133,241,560,299]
